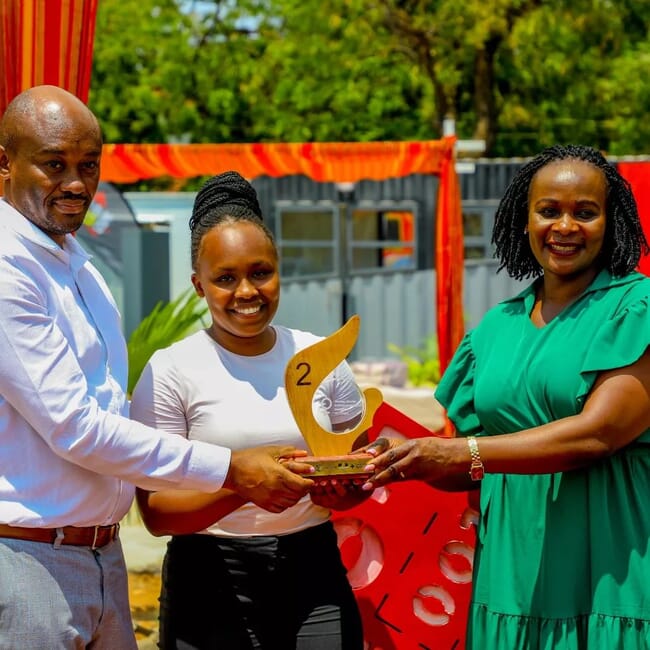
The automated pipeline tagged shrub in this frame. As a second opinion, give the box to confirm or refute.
[126,289,208,395]
[387,335,440,387]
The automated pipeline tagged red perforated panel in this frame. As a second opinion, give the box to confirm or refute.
[331,402,477,649]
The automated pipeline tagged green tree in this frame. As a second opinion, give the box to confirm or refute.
[90,0,650,159]
[91,0,264,145]
[496,0,650,156]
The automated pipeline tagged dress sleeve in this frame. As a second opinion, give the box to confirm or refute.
[434,333,483,437]
[578,294,650,401]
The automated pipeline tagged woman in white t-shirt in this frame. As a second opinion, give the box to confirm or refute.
[130,171,368,650]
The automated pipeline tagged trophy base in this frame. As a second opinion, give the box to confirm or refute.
[302,453,374,480]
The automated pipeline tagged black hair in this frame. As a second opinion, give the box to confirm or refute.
[491,144,649,280]
[189,171,276,269]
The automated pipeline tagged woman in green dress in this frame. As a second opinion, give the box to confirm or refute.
[361,144,650,649]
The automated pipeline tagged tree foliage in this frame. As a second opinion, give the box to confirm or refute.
[89,0,650,162]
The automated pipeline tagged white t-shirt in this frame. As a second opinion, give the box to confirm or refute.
[130,327,364,536]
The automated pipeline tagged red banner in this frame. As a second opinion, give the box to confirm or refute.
[618,161,650,276]
[98,140,455,185]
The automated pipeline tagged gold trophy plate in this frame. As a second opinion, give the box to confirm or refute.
[297,453,375,479]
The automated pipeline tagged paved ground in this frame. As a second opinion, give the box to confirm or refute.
[121,523,169,573]
[121,524,169,649]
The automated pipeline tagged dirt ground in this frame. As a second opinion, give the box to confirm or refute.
[128,571,161,645]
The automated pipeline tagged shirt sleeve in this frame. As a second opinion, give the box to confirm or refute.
[434,332,484,438]
[0,257,230,492]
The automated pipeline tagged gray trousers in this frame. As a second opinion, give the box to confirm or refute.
[0,536,137,650]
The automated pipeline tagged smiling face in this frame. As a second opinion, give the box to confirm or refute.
[191,220,280,356]
[0,90,102,246]
[527,159,607,283]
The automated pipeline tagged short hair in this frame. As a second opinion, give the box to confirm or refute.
[189,171,276,269]
[491,144,649,280]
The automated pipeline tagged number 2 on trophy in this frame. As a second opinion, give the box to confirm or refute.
[296,362,311,386]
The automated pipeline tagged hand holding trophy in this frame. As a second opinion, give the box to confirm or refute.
[284,315,383,481]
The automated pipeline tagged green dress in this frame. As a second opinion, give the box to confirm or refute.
[435,269,650,650]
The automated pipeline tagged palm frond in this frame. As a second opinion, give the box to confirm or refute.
[127,289,208,394]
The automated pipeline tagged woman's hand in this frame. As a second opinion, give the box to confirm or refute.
[309,477,372,510]
[360,436,461,490]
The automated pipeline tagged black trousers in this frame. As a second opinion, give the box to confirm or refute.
[157,521,364,650]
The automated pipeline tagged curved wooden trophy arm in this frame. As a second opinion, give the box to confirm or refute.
[284,315,383,457]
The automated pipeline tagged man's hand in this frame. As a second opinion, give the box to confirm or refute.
[223,445,314,513]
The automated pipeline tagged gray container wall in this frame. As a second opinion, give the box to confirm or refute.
[253,174,438,269]
[267,161,528,359]
[459,159,526,200]
[122,160,529,358]
[274,263,527,362]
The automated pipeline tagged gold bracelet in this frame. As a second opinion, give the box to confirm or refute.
[467,436,485,481]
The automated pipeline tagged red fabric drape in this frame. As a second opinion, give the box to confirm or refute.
[0,0,98,116]
[618,161,650,276]
[99,140,453,184]
[98,139,465,375]
[435,143,464,376]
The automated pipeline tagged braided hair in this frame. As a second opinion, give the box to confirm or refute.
[492,144,649,280]
[189,171,276,269]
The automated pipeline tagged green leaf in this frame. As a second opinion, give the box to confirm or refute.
[387,335,440,387]
[126,289,208,394]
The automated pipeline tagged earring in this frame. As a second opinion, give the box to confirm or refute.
[524,226,528,234]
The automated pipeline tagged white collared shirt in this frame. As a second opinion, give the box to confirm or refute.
[0,199,230,527]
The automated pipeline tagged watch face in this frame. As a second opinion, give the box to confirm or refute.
[470,465,484,481]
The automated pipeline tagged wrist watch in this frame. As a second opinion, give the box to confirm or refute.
[467,436,485,481]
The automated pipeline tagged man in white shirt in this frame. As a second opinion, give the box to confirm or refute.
[0,85,314,649]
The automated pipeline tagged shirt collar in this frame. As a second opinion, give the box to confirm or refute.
[0,198,91,269]
[504,267,642,307]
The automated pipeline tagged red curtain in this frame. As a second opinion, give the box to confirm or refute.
[99,140,454,184]
[618,162,650,276]
[0,0,98,116]
[99,139,466,376]
[435,143,464,376]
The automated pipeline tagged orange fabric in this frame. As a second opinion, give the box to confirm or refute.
[435,143,465,375]
[618,162,650,276]
[0,0,98,115]
[98,138,465,378]
[98,140,453,184]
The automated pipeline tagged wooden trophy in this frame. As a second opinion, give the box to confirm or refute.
[285,315,383,479]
